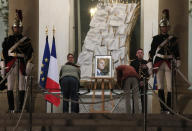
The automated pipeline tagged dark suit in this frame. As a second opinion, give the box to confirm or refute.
[130,58,149,113]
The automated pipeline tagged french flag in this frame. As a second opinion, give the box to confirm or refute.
[45,36,60,106]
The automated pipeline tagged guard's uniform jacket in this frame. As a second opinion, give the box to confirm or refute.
[148,34,180,72]
[2,34,33,75]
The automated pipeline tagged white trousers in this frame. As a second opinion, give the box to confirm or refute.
[7,61,25,91]
[156,62,172,92]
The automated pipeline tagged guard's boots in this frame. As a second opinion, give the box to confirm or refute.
[7,91,15,113]
[18,91,25,113]
[158,89,166,113]
[166,92,172,114]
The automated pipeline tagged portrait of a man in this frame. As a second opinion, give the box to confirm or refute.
[95,56,112,78]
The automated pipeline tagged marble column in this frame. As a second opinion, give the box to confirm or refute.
[141,0,159,60]
[39,0,71,75]
[141,0,159,113]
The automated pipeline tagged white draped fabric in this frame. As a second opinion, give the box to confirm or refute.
[78,3,137,79]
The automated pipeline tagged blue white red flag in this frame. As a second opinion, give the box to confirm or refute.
[45,36,60,106]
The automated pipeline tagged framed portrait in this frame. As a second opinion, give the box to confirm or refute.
[95,55,112,78]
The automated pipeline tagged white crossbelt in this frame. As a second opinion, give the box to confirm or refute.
[156,54,173,59]
[8,36,27,58]
[153,35,173,64]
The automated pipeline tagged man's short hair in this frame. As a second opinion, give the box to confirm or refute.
[136,48,143,52]
[67,53,74,58]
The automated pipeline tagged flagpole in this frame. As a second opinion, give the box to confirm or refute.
[46,26,48,36]
[53,25,55,36]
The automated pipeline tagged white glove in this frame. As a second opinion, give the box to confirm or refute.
[0,61,5,78]
[26,62,34,76]
[147,62,153,75]
[176,60,181,68]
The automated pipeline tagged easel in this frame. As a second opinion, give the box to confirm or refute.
[90,77,114,113]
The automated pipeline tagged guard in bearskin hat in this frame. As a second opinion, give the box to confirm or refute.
[147,9,181,114]
[0,10,33,113]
